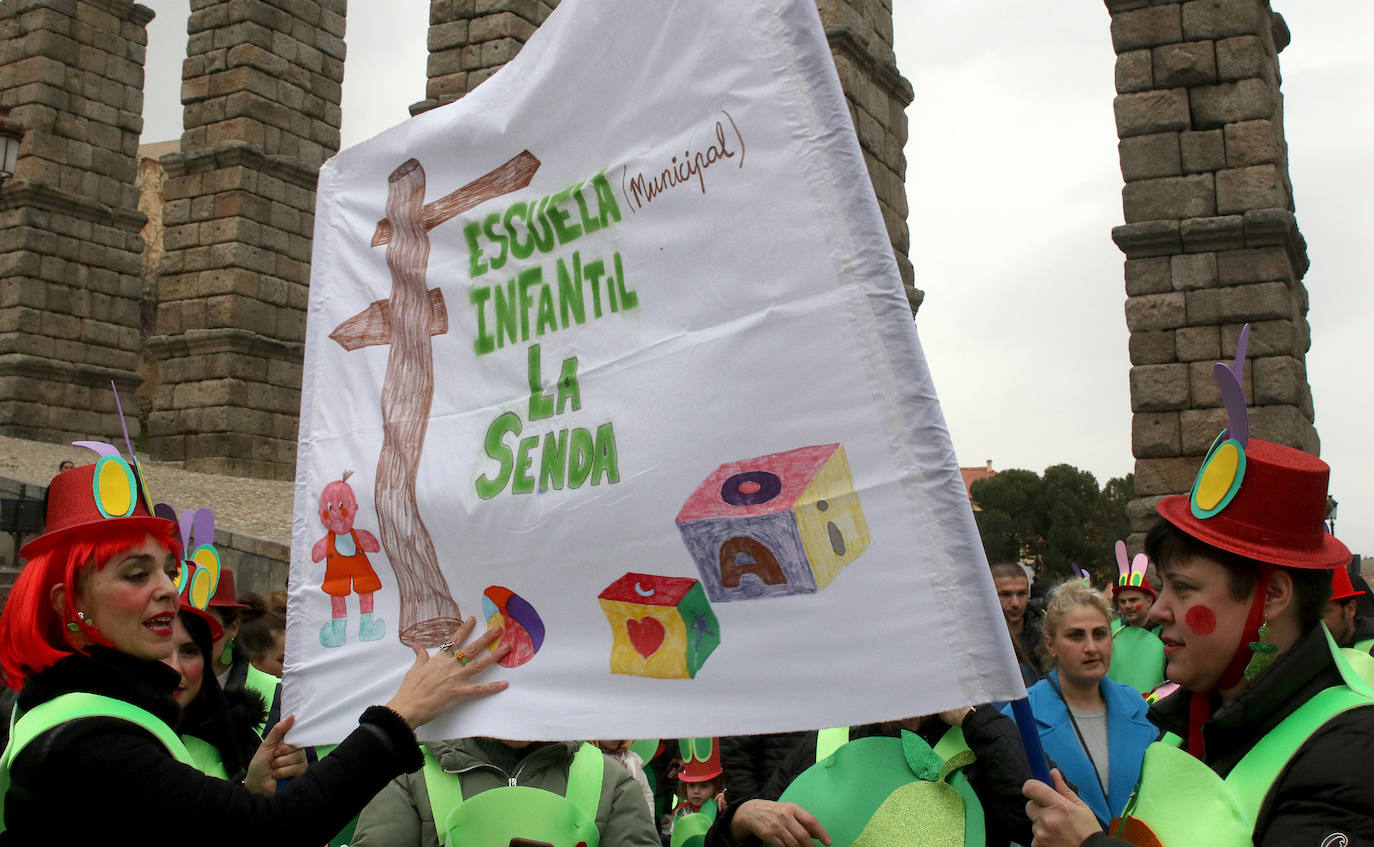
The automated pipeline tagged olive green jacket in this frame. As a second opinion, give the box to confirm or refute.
[352,738,659,847]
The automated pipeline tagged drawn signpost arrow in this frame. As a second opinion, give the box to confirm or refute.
[331,150,541,646]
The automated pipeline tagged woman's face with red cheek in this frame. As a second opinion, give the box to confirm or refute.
[163,615,205,708]
[1151,555,1253,692]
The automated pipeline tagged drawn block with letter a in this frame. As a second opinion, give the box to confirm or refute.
[598,572,720,679]
[675,444,870,602]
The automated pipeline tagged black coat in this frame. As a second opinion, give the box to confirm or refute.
[709,707,1033,847]
[0,647,422,845]
[719,731,808,804]
[1084,623,1374,846]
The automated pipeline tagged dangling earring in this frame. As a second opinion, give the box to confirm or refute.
[1244,619,1278,680]
[66,611,95,649]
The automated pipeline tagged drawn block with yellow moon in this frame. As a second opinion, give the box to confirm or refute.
[675,444,870,602]
[598,573,719,679]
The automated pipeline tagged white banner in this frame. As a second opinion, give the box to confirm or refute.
[284,0,1023,745]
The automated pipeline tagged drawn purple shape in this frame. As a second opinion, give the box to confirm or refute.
[720,471,782,507]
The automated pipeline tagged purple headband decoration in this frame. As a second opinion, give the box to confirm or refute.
[1189,325,1251,519]
[71,382,156,522]
[1072,564,1091,588]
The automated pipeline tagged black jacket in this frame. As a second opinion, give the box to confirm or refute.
[719,731,808,804]
[0,648,423,845]
[1084,623,1374,846]
[709,708,1033,847]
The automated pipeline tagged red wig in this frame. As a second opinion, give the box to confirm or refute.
[0,521,182,689]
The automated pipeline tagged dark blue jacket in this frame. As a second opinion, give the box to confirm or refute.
[1018,670,1156,825]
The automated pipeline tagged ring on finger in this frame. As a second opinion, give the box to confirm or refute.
[438,640,456,652]
[453,649,470,664]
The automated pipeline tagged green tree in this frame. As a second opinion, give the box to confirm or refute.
[970,466,1133,584]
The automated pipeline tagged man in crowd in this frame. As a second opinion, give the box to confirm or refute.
[991,562,1048,675]
[1323,568,1374,652]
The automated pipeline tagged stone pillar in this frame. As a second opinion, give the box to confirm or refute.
[147,0,347,479]
[0,0,153,442]
[1107,0,1316,544]
[413,0,918,312]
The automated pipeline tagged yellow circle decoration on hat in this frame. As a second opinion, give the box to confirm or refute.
[1190,437,1246,518]
[92,455,137,519]
[187,544,221,610]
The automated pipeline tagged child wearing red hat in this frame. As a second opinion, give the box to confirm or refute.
[1025,327,1374,847]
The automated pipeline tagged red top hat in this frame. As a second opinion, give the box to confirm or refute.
[1112,577,1155,601]
[179,583,224,643]
[208,568,249,610]
[1331,567,1366,602]
[677,737,722,782]
[20,463,174,560]
[1157,439,1350,570]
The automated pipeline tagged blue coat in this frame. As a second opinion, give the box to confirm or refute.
[1018,670,1157,825]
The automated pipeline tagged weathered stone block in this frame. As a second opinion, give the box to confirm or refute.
[1133,412,1182,458]
[1216,246,1293,284]
[1135,456,1203,496]
[1249,404,1318,452]
[1224,319,1303,357]
[1116,49,1153,94]
[1186,282,1293,325]
[1111,4,1183,52]
[1114,89,1190,138]
[1126,292,1186,332]
[1180,215,1245,253]
[1130,330,1177,365]
[1215,34,1267,81]
[1130,363,1190,412]
[1179,408,1228,454]
[1123,174,1215,222]
[1180,130,1225,174]
[1181,0,1266,40]
[1252,356,1305,405]
[1119,132,1181,181]
[1216,164,1287,214]
[1176,325,1221,361]
[1171,252,1217,290]
[1189,78,1274,129]
[1153,41,1216,87]
[1224,120,1279,166]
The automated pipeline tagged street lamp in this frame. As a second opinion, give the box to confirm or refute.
[0,107,23,186]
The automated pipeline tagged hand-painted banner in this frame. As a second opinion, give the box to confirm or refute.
[284,0,1023,745]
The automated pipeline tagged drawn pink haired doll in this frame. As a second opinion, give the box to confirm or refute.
[312,470,385,647]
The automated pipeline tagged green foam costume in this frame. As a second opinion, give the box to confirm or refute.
[422,741,604,847]
[1109,630,1374,846]
[0,692,205,835]
[669,797,718,847]
[780,728,983,847]
[1106,625,1167,695]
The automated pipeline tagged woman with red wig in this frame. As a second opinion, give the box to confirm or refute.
[0,460,508,843]
[1024,332,1374,846]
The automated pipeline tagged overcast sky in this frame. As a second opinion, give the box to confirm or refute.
[138,2,1374,555]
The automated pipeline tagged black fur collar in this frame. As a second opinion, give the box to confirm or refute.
[17,647,182,729]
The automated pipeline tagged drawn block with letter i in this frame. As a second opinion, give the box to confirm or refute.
[598,573,720,679]
[675,444,870,602]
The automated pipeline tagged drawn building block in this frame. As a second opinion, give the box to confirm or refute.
[675,444,870,602]
[598,572,719,679]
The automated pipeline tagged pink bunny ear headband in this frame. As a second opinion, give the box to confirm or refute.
[1113,539,1154,599]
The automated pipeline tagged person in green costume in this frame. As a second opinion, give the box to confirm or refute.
[351,736,661,847]
[706,706,1034,847]
[164,607,302,786]
[0,458,511,843]
[1024,332,1374,847]
[1105,542,1165,696]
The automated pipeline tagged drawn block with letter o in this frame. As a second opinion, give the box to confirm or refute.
[675,444,870,602]
[598,572,720,679]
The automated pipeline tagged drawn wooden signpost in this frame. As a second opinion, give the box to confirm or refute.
[330,150,541,646]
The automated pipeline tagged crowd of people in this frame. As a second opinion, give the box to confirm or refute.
[2,400,1374,845]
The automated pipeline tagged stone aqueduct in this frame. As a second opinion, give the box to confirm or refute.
[0,0,1319,550]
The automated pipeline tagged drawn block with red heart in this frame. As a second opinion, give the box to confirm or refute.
[598,572,720,679]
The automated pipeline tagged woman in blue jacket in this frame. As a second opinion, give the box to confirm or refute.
[1017,580,1157,826]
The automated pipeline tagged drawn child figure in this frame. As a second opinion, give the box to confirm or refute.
[312,470,385,647]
